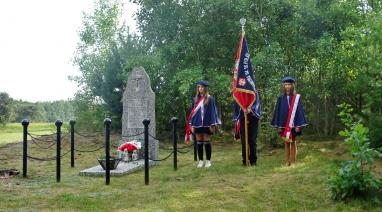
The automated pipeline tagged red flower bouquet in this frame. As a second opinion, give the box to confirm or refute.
[119,142,140,152]
[118,140,141,162]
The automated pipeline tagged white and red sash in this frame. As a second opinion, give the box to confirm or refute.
[185,97,204,144]
[282,94,300,142]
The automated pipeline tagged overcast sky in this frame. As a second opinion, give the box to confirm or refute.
[0,0,138,102]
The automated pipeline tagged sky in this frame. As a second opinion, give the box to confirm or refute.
[0,0,139,102]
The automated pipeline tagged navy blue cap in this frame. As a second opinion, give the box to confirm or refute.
[196,80,209,86]
[282,76,295,83]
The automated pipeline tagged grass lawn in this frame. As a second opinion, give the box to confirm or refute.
[0,132,381,211]
[0,123,68,146]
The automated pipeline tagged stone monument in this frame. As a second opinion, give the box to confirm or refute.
[122,67,155,138]
[121,67,158,161]
[80,67,159,176]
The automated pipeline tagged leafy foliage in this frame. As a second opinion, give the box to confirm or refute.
[327,104,382,200]
[70,0,382,144]
[0,92,12,125]
[0,92,74,123]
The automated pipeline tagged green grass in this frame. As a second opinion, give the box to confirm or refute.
[0,134,381,211]
[0,123,68,146]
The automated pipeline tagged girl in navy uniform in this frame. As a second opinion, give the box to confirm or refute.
[185,80,221,168]
[271,76,307,166]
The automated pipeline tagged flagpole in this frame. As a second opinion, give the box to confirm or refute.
[240,17,250,167]
[244,111,249,167]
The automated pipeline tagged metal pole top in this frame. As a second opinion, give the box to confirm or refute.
[142,119,150,125]
[69,120,76,125]
[104,118,112,125]
[55,120,63,127]
[240,18,246,32]
[21,119,29,126]
[171,117,178,123]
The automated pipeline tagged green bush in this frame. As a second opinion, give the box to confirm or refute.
[327,104,382,200]
[367,115,382,148]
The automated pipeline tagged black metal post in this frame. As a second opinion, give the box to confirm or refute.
[194,134,197,161]
[104,118,111,185]
[143,119,150,185]
[70,120,75,168]
[171,117,178,171]
[55,120,63,183]
[21,119,29,178]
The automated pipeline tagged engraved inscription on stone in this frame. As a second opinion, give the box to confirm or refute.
[127,99,147,128]
[133,75,143,92]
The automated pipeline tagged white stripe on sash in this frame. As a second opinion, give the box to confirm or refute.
[288,94,300,129]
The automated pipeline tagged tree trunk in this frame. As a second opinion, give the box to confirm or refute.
[324,95,329,136]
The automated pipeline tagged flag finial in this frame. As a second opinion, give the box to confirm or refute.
[240,18,246,32]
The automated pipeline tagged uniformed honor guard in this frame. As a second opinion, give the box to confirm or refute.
[234,90,261,166]
[185,80,221,168]
[271,76,308,166]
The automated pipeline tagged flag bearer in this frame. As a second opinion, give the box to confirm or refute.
[234,91,261,166]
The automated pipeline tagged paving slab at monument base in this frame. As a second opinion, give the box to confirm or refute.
[79,160,159,176]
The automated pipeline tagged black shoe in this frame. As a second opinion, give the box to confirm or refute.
[242,160,254,166]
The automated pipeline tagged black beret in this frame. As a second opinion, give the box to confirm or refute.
[196,80,209,86]
[282,76,295,83]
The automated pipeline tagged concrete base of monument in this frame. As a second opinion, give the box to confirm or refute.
[79,159,159,177]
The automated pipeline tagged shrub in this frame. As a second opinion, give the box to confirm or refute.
[327,103,382,200]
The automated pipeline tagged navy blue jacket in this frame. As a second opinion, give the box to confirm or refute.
[190,95,221,128]
[271,94,308,128]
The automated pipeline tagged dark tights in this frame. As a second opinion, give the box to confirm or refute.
[197,141,211,160]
